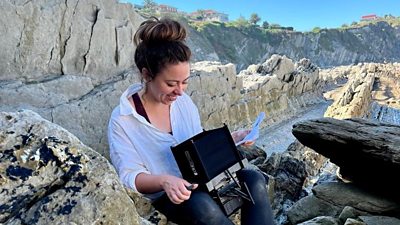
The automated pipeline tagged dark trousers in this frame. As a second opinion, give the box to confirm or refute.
[153,169,275,225]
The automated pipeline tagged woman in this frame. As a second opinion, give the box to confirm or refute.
[108,17,274,225]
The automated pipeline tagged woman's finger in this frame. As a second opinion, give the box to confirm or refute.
[243,140,255,146]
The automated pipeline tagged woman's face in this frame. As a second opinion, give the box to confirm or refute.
[146,61,190,105]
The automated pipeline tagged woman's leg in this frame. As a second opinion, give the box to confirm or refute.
[237,169,275,225]
[153,190,234,225]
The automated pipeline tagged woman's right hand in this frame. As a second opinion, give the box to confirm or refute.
[160,175,198,204]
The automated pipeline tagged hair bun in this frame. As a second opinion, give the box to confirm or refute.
[134,17,187,46]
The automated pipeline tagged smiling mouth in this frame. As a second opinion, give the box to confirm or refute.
[167,95,177,101]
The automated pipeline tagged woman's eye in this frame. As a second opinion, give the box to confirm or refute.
[167,83,175,87]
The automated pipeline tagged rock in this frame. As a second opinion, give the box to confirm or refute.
[287,194,342,224]
[297,216,339,225]
[358,216,400,225]
[258,55,295,80]
[312,182,400,214]
[368,102,400,125]
[324,72,375,119]
[287,182,400,224]
[344,218,366,225]
[237,144,266,163]
[292,117,400,198]
[260,152,307,201]
[0,110,139,224]
[339,206,370,224]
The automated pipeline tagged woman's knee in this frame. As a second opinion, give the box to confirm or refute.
[238,169,266,186]
[186,191,232,225]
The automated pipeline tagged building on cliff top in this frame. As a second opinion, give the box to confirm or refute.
[361,14,378,21]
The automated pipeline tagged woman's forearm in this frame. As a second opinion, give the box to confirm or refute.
[135,173,165,193]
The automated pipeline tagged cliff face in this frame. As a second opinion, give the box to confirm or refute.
[187,21,400,70]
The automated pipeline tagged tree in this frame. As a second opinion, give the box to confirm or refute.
[249,13,261,25]
[233,16,250,28]
[311,27,321,33]
[269,23,281,29]
[262,21,269,29]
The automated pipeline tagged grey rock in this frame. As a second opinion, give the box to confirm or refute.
[287,195,342,224]
[0,110,140,224]
[344,218,366,225]
[339,206,370,224]
[312,182,400,214]
[297,216,339,225]
[359,216,400,225]
[292,117,400,197]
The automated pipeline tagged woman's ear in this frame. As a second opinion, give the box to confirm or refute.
[141,68,152,82]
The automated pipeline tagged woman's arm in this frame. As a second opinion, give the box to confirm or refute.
[136,173,198,204]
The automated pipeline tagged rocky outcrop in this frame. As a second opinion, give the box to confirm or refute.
[292,117,400,196]
[288,117,400,224]
[0,110,140,224]
[324,72,375,119]
[226,55,324,129]
[322,62,400,120]
[188,21,400,70]
[190,57,323,131]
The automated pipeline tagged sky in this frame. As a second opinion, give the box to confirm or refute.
[122,0,400,32]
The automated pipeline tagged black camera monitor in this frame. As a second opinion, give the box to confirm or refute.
[171,125,242,184]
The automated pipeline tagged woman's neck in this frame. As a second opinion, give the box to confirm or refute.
[139,89,168,110]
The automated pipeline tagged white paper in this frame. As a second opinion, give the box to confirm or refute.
[235,112,265,146]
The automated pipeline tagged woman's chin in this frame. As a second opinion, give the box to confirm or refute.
[162,99,175,105]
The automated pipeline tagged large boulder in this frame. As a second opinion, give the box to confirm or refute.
[0,110,140,224]
[292,117,400,199]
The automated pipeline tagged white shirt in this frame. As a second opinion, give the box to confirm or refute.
[108,83,203,200]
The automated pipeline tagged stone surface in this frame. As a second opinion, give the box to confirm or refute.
[312,182,400,214]
[297,216,339,225]
[338,206,370,224]
[287,182,400,225]
[324,72,374,119]
[344,218,366,225]
[292,117,400,197]
[359,216,400,225]
[0,0,143,157]
[287,195,342,224]
[0,110,140,224]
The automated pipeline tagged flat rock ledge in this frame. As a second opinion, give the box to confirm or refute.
[292,117,400,198]
[288,117,400,224]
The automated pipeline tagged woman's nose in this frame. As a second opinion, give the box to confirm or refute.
[174,84,184,95]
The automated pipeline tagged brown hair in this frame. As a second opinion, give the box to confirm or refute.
[134,17,191,79]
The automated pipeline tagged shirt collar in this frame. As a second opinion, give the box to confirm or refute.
[119,83,143,116]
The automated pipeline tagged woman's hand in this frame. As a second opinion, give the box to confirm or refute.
[231,130,255,146]
[160,175,198,204]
